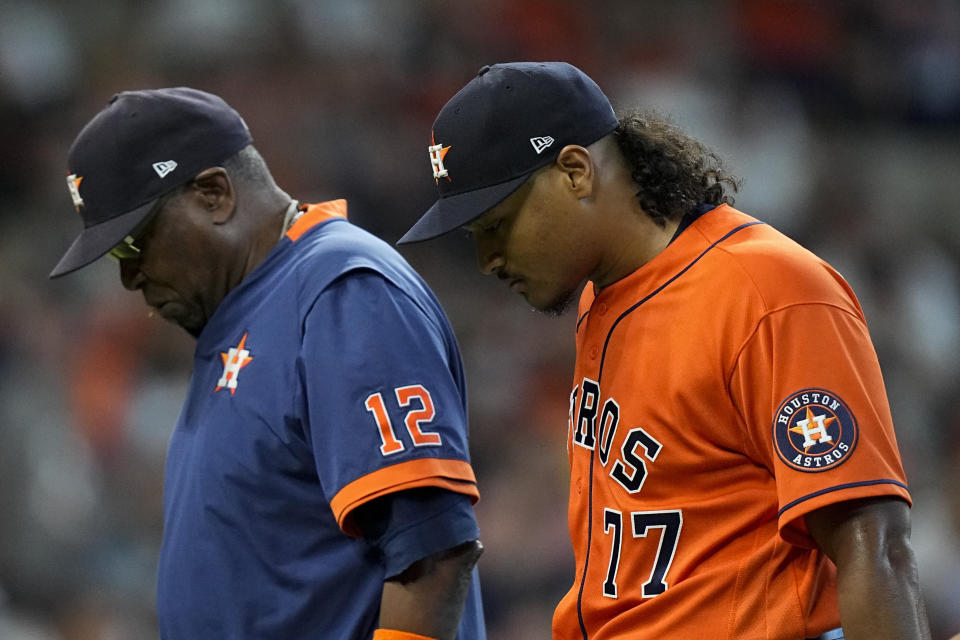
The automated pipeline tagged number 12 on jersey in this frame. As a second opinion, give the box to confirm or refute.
[603,508,683,599]
[364,384,442,456]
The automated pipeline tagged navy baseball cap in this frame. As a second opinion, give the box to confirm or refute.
[398,61,618,244]
[50,87,252,278]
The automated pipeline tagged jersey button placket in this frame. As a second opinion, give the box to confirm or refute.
[590,302,607,359]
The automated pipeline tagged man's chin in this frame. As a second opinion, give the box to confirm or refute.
[153,302,204,337]
[528,288,578,318]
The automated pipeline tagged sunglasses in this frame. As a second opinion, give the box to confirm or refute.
[107,188,180,262]
[108,230,149,261]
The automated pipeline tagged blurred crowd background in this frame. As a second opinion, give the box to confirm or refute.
[1,0,959,638]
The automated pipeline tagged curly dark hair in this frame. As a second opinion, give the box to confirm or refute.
[612,110,740,227]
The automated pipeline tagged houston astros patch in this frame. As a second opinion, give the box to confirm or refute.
[773,388,858,472]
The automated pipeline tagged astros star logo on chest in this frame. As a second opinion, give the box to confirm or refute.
[215,332,253,394]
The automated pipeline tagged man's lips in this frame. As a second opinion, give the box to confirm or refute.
[497,271,525,293]
[144,293,178,317]
[144,295,169,310]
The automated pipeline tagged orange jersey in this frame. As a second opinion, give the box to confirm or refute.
[554,205,910,640]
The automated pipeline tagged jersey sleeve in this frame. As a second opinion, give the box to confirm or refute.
[300,269,478,536]
[354,488,480,578]
[729,302,911,547]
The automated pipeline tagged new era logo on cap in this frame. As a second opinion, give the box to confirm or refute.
[152,160,178,178]
[530,136,554,154]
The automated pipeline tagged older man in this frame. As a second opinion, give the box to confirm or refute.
[51,88,485,640]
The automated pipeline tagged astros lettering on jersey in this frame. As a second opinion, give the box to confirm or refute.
[554,204,909,640]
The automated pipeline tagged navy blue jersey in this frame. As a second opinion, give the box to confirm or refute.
[156,201,484,639]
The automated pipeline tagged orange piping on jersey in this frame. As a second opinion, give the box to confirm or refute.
[331,458,478,536]
[373,630,438,640]
[285,199,348,241]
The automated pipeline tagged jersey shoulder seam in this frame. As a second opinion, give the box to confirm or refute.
[299,266,444,342]
[726,299,868,387]
[723,295,868,462]
[724,298,869,422]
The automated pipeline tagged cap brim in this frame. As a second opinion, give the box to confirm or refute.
[398,173,532,244]
[49,199,157,278]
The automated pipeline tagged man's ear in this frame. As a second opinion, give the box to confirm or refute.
[192,167,236,224]
[554,145,594,198]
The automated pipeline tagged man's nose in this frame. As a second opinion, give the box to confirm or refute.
[119,257,146,290]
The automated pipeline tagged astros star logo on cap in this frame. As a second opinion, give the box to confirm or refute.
[428,131,451,183]
[66,173,84,210]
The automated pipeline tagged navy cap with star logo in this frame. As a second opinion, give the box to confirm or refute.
[50,87,252,278]
[398,61,619,244]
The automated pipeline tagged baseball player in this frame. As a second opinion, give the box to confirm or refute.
[399,62,931,640]
[50,88,485,640]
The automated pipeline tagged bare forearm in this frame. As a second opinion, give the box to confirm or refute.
[378,540,483,640]
[807,498,931,640]
[833,537,931,640]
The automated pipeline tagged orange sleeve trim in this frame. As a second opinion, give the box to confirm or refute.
[373,630,437,640]
[331,458,478,534]
[286,199,348,241]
